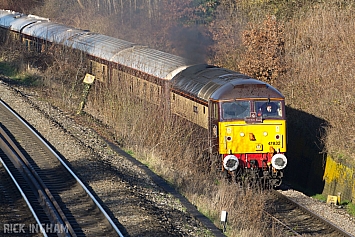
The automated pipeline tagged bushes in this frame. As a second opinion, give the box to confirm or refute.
[239,15,286,85]
[0,0,43,12]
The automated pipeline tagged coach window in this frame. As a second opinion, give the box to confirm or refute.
[30,41,35,51]
[143,82,147,93]
[129,80,133,92]
[36,42,42,53]
[150,85,154,98]
[137,80,141,93]
[102,65,106,79]
[89,61,93,74]
[193,106,198,113]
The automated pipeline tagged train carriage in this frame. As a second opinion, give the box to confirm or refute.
[0,9,287,187]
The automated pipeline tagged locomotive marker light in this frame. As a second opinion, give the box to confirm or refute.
[223,155,239,171]
[271,154,287,170]
[220,210,228,232]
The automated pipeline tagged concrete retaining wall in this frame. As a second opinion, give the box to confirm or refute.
[322,156,355,203]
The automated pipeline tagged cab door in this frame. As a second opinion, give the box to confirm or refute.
[208,101,220,154]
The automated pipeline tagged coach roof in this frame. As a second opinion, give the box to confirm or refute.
[0,10,197,80]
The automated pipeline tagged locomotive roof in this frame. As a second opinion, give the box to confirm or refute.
[172,64,284,101]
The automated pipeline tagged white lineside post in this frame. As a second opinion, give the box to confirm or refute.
[221,210,227,232]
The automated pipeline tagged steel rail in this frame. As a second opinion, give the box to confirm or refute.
[262,210,301,236]
[0,128,75,237]
[0,157,48,237]
[271,189,353,237]
[0,99,124,237]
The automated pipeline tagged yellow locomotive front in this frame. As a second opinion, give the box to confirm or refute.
[219,100,286,155]
[208,82,287,187]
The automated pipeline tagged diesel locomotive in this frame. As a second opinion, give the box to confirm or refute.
[0,9,287,187]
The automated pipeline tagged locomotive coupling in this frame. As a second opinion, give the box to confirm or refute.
[271,154,287,170]
[223,155,239,171]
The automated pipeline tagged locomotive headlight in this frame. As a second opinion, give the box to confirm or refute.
[223,155,239,171]
[275,134,280,140]
[240,132,245,137]
[263,131,268,137]
[271,154,287,170]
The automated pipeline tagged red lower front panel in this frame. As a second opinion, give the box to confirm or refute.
[224,153,273,169]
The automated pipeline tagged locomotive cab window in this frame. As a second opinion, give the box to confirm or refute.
[255,101,283,118]
[222,101,250,120]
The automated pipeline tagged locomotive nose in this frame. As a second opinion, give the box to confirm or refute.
[271,154,287,170]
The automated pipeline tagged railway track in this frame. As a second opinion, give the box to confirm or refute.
[0,99,123,237]
[0,159,42,236]
[264,189,353,236]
